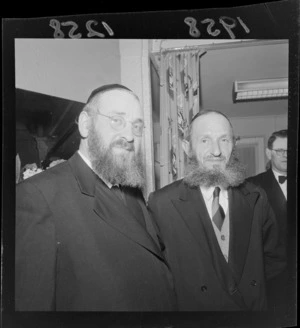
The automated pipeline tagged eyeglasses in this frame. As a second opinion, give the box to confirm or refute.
[97,112,144,137]
[271,148,288,156]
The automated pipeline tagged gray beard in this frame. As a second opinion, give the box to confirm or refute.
[87,123,145,189]
[183,151,246,189]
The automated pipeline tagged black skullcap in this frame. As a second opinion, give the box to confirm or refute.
[86,84,132,103]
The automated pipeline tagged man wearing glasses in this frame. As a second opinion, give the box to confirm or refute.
[15,84,177,311]
[247,130,294,324]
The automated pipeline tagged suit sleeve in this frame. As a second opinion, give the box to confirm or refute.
[15,181,56,311]
[262,194,286,281]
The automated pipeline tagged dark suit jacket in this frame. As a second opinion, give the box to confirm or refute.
[16,152,177,311]
[247,169,295,312]
[148,180,286,311]
[247,169,287,250]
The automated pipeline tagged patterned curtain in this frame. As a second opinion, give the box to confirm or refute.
[159,50,205,187]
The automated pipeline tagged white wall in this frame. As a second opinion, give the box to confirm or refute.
[231,115,287,138]
[15,39,121,103]
[231,114,287,171]
[200,42,289,117]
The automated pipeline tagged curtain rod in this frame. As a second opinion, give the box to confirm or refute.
[153,39,288,55]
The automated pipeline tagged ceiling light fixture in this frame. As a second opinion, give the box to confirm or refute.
[233,78,288,102]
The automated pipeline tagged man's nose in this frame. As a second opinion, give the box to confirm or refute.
[210,141,221,156]
[122,122,134,142]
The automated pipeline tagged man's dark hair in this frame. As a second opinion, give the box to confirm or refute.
[267,129,288,149]
[184,109,234,141]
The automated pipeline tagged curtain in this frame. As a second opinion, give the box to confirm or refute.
[159,49,205,187]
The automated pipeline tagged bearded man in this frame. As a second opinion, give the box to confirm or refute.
[148,110,286,311]
[15,84,177,311]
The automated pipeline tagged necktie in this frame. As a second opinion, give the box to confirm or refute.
[124,188,146,229]
[278,175,287,184]
[212,187,225,231]
[111,185,126,204]
[112,186,146,229]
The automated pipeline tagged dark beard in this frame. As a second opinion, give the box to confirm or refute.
[87,123,145,189]
[183,150,246,189]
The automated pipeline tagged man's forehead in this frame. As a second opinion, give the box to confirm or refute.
[90,89,141,113]
[195,112,230,123]
[94,89,137,102]
[273,137,287,146]
[192,113,232,134]
[90,89,143,119]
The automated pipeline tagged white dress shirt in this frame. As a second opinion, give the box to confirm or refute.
[200,185,230,261]
[272,169,287,200]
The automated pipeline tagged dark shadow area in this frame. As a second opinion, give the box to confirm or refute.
[16,88,84,169]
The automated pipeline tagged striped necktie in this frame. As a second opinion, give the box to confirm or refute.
[212,187,225,231]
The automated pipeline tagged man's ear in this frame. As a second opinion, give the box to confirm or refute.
[78,111,91,139]
[182,139,191,158]
[265,148,272,161]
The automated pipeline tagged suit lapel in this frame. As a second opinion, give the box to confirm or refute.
[267,170,286,206]
[122,187,147,229]
[228,186,258,284]
[171,183,212,259]
[137,197,163,250]
[69,152,163,260]
[122,187,162,251]
[94,181,163,260]
[68,152,98,196]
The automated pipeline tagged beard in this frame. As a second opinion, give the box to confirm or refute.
[87,123,145,189]
[183,149,246,189]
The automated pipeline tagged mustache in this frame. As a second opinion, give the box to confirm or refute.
[204,155,227,161]
[111,139,134,151]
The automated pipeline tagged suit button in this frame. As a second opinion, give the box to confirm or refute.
[201,285,207,292]
[250,280,257,286]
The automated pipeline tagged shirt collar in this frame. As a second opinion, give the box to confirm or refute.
[200,185,228,201]
[77,150,114,189]
[272,169,287,182]
[78,149,92,168]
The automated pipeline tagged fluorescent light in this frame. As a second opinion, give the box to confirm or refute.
[233,78,288,102]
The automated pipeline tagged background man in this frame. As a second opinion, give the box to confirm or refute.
[16,84,176,311]
[247,130,295,323]
[148,110,286,311]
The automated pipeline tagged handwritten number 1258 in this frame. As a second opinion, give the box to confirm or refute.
[49,19,114,38]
